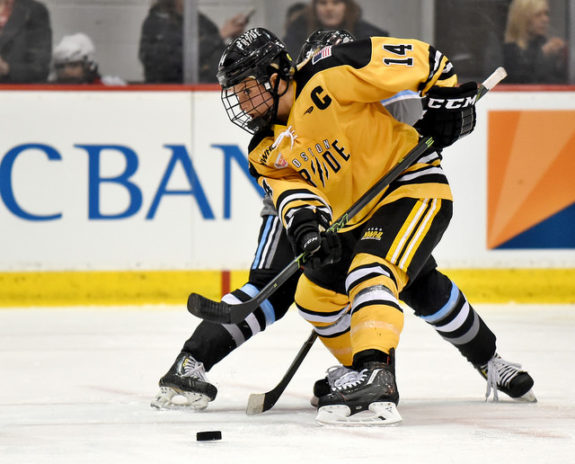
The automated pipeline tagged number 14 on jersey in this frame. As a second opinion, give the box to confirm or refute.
[383,44,414,66]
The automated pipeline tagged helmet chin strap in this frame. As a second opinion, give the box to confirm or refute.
[267,73,290,126]
[269,76,281,125]
[246,72,291,133]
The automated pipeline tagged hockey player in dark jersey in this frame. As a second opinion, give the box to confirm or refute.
[151,29,535,425]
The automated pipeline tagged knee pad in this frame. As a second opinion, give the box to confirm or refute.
[346,253,407,299]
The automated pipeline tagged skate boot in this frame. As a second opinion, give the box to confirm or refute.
[476,353,536,402]
[150,352,217,410]
[311,365,355,407]
[315,360,401,426]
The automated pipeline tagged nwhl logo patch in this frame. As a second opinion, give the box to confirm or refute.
[361,227,383,240]
[274,153,288,169]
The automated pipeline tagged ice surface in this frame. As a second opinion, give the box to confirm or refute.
[1,304,573,463]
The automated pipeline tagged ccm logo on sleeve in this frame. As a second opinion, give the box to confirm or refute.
[427,96,475,109]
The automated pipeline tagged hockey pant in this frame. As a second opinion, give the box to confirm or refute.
[184,210,496,371]
[296,197,495,368]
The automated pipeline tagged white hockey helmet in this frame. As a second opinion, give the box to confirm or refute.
[53,33,96,66]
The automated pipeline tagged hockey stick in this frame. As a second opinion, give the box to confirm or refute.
[188,67,507,325]
[187,137,430,324]
[246,330,318,415]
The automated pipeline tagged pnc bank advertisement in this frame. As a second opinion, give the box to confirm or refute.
[0,88,573,304]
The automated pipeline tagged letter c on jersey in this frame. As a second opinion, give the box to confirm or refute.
[310,86,332,110]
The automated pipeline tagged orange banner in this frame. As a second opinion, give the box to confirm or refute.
[488,110,575,249]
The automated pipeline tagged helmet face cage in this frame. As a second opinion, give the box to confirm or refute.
[218,28,293,134]
[221,79,276,134]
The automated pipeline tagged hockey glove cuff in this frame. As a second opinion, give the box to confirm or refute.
[287,208,341,269]
[416,82,478,148]
[303,230,342,270]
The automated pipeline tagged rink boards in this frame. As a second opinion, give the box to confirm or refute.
[0,86,573,305]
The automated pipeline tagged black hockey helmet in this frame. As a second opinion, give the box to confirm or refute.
[217,28,294,134]
[217,28,293,88]
[297,29,355,63]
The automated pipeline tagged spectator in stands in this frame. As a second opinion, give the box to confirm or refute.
[50,33,126,85]
[0,0,51,83]
[503,0,567,83]
[283,0,388,57]
[284,2,306,34]
[139,0,249,83]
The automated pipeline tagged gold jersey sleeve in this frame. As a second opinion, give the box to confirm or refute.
[296,37,458,104]
[248,36,457,231]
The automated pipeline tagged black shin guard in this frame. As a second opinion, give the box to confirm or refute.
[183,268,299,371]
[401,266,496,366]
[182,322,236,371]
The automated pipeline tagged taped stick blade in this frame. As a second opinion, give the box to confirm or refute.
[246,393,266,415]
[187,293,233,324]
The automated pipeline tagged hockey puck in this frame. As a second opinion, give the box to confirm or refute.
[196,431,222,441]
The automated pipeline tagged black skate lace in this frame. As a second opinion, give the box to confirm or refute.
[485,355,522,401]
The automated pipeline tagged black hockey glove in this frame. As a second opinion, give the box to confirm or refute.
[287,208,341,270]
[416,82,478,148]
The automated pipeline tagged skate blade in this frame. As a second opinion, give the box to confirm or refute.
[513,389,537,403]
[316,402,402,426]
[150,386,210,411]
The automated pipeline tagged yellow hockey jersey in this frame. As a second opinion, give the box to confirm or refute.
[248,36,458,232]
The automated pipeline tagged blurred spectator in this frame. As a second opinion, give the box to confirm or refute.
[50,33,126,85]
[434,0,511,83]
[139,0,248,83]
[0,0,51,83]
[503,0,567,83]
[283,0,388,57]
[284,2,306,33]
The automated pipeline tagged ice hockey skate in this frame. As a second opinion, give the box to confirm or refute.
[150,353,217,410]
[476,353,536,402]
[315,361,402,426]
[311,365,355,407]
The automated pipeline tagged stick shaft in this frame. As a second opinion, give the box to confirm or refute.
[246,331,318,415]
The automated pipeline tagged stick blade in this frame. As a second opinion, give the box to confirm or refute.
[246,393,266,415]
[187,293,233,324]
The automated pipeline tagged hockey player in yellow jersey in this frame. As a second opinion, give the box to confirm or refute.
[216,28,535,425]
